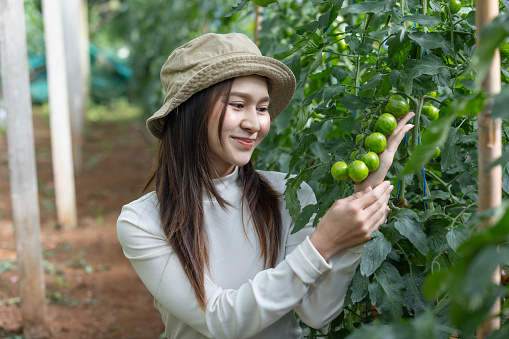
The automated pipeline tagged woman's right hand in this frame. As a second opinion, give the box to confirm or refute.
[309,181,393,261]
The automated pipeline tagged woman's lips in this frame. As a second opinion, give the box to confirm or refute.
[232,137,255,149]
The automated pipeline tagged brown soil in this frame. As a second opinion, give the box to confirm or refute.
[0,108,165,338]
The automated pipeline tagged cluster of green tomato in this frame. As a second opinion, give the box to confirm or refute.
[331,94,441,184]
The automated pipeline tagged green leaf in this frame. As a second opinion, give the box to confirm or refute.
[422,190,450,203]
[332,67,349,82]
[492,86,509,119]
[387,35,412,67]
[401,14,441,28]
[471,12,509,87]
[368,262,404,321]
[296,21,319,35]
[323,84,344,103]
[402,110,457,175]
[405,55,446,83]
[441,126,460,170]
[293,204,318,233]
[283,52,302,84]
[464,245,501,299]
[341,95,370,111]
[394,219,429,256]
[403,269,430,316]
[423,270,451,300]
[350,269,369,303]
[408,32,443,50]
[341,0,397,14]
[223,0,249,18]
[360,73,382,91]
[446,226,474,252]
[360,230,393,277]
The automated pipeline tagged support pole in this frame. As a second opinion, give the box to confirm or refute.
[62,0,86,173]
[0,1,50,337]
[475,0,502,337]
[42,0,78,228]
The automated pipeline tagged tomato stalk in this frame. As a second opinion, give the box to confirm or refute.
[415,0,429,59]
[412,96,435,210]
[354,13,374,96]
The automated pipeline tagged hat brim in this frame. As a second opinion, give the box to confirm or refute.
[146,54,296,139]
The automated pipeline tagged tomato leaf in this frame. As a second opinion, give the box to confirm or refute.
[394,219,429,256]
[360,230,393,277]
[401,14,441,28]
[349,269,369,303]
[408,32,443,50]
[403,269,430,316]
[492,86,509,119]
[368,262,404,321]
[446,225,474,253]
[341,0,397,14]
[387,35,412,68]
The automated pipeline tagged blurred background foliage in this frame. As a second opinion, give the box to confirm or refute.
[23,0,258,112]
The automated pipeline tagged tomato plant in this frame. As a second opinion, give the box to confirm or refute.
[247,0,509,337]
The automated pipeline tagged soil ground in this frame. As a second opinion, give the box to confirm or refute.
[0,104,166,338]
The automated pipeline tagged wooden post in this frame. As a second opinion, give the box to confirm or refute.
[476,0,502,337]
[254,5,263,46]
[0,1,50,338]
[62,0,86,173]
[80,0,91,106]
[42,0,78,228]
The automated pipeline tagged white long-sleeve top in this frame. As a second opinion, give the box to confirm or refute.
[117,167,364,339]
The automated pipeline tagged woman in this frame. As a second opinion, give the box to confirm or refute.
[117,33,414,339]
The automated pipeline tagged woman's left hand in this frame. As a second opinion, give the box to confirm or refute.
[354,112,415,193]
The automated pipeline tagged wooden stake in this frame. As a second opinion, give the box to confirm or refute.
[476,0,502,337]
[254,5,263,46]
[42,0,78,228]
[0,1,50,337]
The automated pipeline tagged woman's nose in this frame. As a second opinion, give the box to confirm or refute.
[241,107,260,132]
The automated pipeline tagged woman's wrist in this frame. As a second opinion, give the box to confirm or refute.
[309,231,336,262]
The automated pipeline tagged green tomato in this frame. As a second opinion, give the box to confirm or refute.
[331,161,349,180]
[433,147,441,159]
[376,113,397,135]
[361,152,380,172]
[385,94,410,118]
[365,132,387,154]
[422,105,439,121]
[348,161,369,183]
[450,0,461,14]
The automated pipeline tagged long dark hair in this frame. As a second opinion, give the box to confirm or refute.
[144,78,283,309]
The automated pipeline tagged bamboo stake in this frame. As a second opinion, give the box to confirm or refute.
[0,1,49,337]
[475,0,502,337]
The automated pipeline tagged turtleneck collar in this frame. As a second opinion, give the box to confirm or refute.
[204,167,242,203]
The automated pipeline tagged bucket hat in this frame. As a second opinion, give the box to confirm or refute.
[146,33,296,139]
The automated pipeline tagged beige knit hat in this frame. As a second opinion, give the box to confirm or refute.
[146,33,296,139]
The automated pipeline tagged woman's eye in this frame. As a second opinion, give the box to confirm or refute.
[229,103,244,109]
[257,107,269,113]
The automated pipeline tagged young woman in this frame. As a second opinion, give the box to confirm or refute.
[117,33,414,339]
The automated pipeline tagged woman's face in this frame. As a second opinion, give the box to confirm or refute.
[208,75,271,178]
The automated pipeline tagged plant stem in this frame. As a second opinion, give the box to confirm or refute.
[354,14,374,95]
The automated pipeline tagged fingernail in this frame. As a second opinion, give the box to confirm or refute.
[389,185,394,191]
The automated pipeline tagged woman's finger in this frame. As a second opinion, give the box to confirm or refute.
[368,206,391,235]
[363,184,393,216]
[355,181,391,209]
[386,123,414,154]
